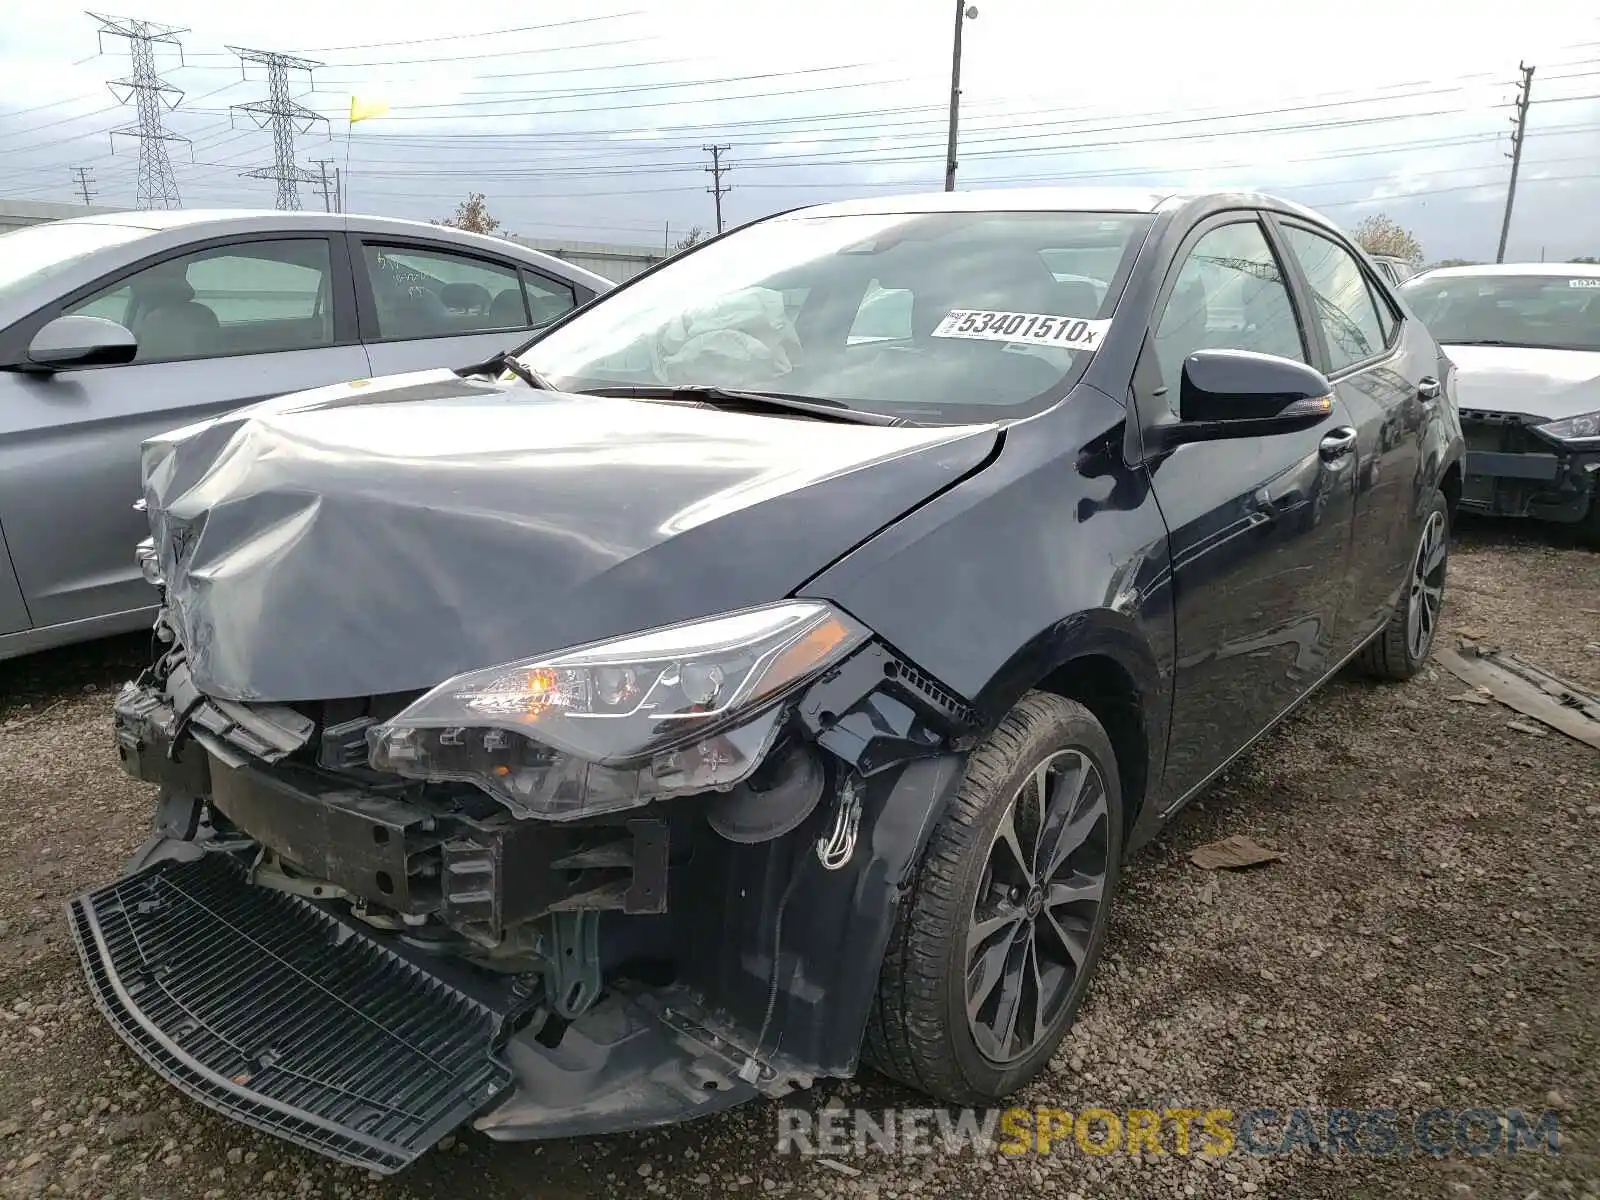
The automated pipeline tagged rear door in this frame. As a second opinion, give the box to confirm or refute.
[1273,220,1431,651]
[350,235,588,376]
[0,233,368,630]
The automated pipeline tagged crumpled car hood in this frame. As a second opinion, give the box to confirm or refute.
[1445,344,1600,419]
[140,369,998,702]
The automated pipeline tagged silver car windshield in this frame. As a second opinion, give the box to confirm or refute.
[520,210,1152,424]
[0,222,158,303]
[1402,273,1600,352]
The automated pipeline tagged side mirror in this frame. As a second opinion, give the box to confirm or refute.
[23,315,138,373]
[1149,349,1334,452]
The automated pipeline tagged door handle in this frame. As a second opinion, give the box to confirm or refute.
[1319,427,1358,461]
[1418,376,1442,401]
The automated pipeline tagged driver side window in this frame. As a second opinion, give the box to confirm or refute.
[1152,220,1307,409]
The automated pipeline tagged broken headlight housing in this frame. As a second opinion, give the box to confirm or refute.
[368,601,869,820]
[1534,410,1600,447]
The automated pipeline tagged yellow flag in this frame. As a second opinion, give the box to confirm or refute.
[349,96,389,125]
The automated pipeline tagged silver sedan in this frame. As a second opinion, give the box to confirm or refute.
[0,210,612,660]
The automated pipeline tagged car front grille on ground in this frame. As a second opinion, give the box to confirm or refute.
[68,852,515,1173]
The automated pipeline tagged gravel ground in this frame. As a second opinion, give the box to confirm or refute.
[0,518,1595,1200]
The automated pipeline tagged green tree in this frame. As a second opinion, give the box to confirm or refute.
[1352,213,1424,265]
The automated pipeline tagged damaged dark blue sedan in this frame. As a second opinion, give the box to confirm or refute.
[74,187,1465,1172]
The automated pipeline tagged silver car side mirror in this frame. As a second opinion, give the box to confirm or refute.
[24,314,139,373]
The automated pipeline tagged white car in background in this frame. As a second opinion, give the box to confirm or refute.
[1400,262,1600,540]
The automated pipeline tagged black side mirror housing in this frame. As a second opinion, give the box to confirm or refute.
[23,315,138,373]
[1149,349,1334,452]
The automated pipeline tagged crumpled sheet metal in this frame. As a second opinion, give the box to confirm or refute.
[138,369,997,704]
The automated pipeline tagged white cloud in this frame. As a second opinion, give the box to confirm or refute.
[3,0,1598,258]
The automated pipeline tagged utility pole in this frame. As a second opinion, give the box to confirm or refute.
[90,12,188,210]
[704,144,732,234]
[228,46,329,211]
[1496,62,1535,264]
[71,166,97,206]
[945,2,978,191]
[311,157,337,212]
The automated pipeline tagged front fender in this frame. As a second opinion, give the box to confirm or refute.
[682,754,969,1076]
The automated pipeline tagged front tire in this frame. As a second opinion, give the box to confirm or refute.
[1357,488,1450,681]
[864,692,1123,1104]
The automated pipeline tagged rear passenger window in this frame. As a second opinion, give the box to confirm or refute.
[362,244,530,340]
[522,271,577,327]
[66,238,334,363]
[1282,227,1388,372]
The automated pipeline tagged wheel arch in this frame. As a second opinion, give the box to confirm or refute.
[969,608,1169,846]
[1439,457,1463,523]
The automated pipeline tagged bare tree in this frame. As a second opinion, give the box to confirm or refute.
[673,225,708,253]
[434,192,501,236]
[1352,213,1424,265]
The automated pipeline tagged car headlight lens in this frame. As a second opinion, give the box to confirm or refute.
[1534,410,1600,445]
[367,601,869,820]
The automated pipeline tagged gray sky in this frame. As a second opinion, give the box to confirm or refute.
[4,0,1599,261]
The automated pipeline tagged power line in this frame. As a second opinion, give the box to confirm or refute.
[704,143,732,233]
[297,56,1595,151]
[289,11,643,54]
[228,46,329,210]
[1,92,106,120]
[89,12,188,209]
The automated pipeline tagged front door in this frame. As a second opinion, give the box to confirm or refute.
[0,524,28,638]
[1138,215,1360,809]
[0,235,369,630]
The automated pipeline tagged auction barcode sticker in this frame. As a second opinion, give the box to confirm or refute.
[932,309,1111,350]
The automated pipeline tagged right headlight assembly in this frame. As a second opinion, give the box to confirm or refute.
[1533,410,1600,447]
[367,601,869,820]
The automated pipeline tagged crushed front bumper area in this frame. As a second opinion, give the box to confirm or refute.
[69,851,792,1172]
[69,853,515,1173]
[78,628,978,1171]
[1460,408,1600,521]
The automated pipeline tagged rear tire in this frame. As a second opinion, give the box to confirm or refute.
[1357,489,1450,681]
[863,692,1123,1104]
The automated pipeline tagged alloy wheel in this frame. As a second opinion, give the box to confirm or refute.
[1407,509,1448,661]
[964,748,1110,1065]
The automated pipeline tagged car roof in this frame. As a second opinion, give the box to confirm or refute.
[778,185,1333,224]
[40,209,610,289]
[1409,261,1600,280]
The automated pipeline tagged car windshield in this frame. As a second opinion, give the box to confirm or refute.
[520,210,1152,423]
[0,221,158,303]
[1401,273,1600,352]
